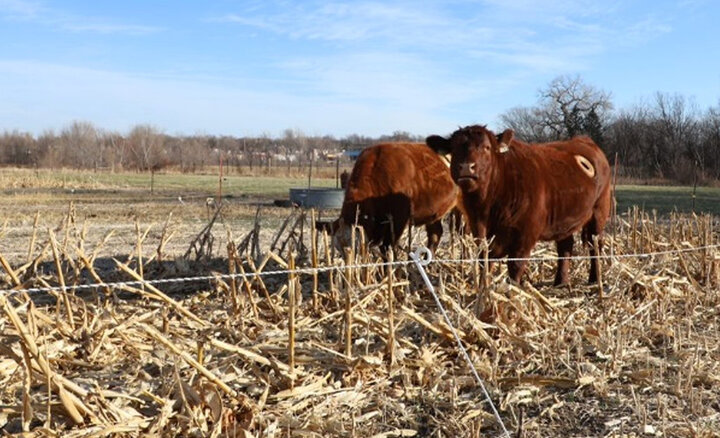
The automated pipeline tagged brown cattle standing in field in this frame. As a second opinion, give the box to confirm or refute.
[426,125,611,285]
[320,142,460,253]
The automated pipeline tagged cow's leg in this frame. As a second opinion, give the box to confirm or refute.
[582,217,603,284]
[469,220,488,246]
[506,233,540,283]
[506,256,528,283]
[506,244,532,283]
[554,235,574,286]
[381,212,409,255]
[425,220,443,253]
[582,197,611,284]
[377,195,402,250]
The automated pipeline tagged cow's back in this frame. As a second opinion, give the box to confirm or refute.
[342,142,457,229]
[344,143,417,203]
[494,136,611,243]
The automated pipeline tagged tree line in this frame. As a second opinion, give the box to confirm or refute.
[0,124,422,174]
[499,75,720,184]
[1,75,719,184]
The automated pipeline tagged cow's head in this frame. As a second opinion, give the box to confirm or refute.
[426,125,514,195]
[315,217,364,253]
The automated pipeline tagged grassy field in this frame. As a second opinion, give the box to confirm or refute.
[0,167,338,199]
[0,167,717,266]
[615,184,720,216]
[2,167,719,215]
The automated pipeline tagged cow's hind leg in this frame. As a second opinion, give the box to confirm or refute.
[582,196,611,284]
[425,220,443,253]
[380,212,409,255]
[554,235,574,286]
[582,217,603,284]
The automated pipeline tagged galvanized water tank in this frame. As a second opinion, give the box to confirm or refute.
[289,188,344,209]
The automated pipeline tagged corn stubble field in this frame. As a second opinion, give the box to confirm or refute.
[1,170,720,437]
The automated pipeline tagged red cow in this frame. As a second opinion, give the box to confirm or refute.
[427,125,611,285]
[320,142,460,253]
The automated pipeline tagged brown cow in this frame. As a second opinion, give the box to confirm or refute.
[320,142,460,253]
[426,125,611,285]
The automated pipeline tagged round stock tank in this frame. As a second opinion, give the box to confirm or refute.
[289,187,344,209]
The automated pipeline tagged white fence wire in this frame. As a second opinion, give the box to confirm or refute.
[0,243,718,297]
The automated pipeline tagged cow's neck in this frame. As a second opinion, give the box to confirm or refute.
[461,154,507,225]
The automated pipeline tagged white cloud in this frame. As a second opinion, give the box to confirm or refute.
[214,2,492,48]
[0,0,43,18]
[622,18,672,45]
[0,1,162,36]
[62,23,162,35]
[214,0,671,79]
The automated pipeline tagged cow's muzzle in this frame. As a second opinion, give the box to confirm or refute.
[457,162,477,180]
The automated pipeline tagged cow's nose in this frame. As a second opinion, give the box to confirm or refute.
[458,162,476,178]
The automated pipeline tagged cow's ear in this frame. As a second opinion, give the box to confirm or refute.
[496,129,514,153]
[426,135,451,155]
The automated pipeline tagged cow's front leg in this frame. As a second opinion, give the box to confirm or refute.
[470,220,487,243]
[554,235,574,285]
[506,258,528,283]
[425,220,443,253]
[506,242,533,284]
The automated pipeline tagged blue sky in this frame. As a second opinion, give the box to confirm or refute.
[1,0,719,138]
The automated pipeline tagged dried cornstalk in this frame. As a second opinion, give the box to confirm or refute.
[27,211,40,261]
[593,235,604,299]
[0,251,21,287]
[228,242,240,316]
[270,210,296,252]
[344,248,353,358]
[134,220,153,285]
[48,229,74,331]
[1,296,94,423]
[310,209,319,311]
[20,343,33,431]
[75,248,111,300]
[322,229,335,301]
[386,248,396,367]
[156,212,174,264]
[235,258,259,320]
[140,323,236,397]
[114,259,208,326]
[245,254,279,316]
[288,250,297,387]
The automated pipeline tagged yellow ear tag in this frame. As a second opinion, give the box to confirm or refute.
[575,155,595,177]
[498,144,509,153]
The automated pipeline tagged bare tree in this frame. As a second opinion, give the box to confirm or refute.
[699,105,720,180]
[499,106,549,142]
[126,125,168,171]
[54,121,101,169]
[605,105,653,178]
[500,75,613,144]
[378,130,422,142]
[0,130,36,166]
[649,93,700,182]
[99,131,125,171]
[537,75,613,141]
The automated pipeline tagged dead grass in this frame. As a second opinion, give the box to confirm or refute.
[0,203,719,437]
